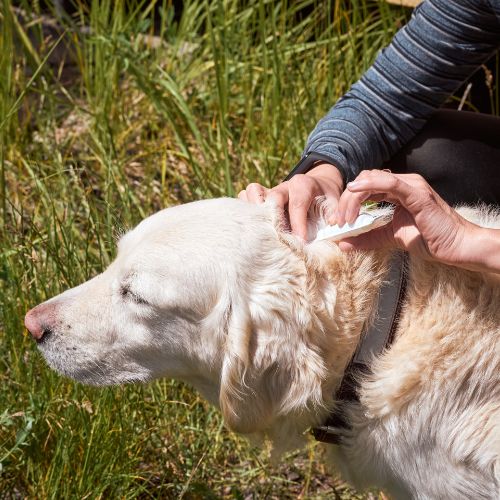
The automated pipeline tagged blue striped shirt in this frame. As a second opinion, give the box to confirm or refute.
[303,0,500,183]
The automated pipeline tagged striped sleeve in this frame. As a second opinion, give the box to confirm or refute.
[302,0,500,183]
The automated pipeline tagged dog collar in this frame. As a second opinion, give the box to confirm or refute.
[312,251,409,444]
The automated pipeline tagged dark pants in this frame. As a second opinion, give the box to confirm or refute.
[384,110,500,206]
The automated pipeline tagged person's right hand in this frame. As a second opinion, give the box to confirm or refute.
[238,163,344,241]
[336,169,500,272]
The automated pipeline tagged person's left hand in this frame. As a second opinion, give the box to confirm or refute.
[238,163,344,241]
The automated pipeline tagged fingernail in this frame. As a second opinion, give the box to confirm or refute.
[347,180,364,190]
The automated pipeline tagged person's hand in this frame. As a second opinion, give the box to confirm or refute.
[335,169,500,272]
[238,163,344,241]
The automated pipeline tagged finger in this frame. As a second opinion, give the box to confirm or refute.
[336,187,372,226]
[347,171,418,210]
[289,200,311,241]
[344,190,372,225]
[266,187,291,230]
[266,184,289,210]
[245,183,268,204]
[338,170,382,224]
[287,178,317,240]
[334,195,392,226]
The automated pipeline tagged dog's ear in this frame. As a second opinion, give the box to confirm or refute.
[219,299,272,434]
[219,292,329,436]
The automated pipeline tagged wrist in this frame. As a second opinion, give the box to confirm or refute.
[457,225,500,273]
[307,162,345,188]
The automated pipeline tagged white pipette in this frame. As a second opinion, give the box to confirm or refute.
[314,210,393,243]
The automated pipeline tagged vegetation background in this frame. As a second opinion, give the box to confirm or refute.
[1,0,497,498]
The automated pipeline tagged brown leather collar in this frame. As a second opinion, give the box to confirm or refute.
[312,251,409,444]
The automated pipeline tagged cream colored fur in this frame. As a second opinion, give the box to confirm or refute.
[32,198,500,499]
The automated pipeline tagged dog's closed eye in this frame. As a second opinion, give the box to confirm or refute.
[120,284,149,305]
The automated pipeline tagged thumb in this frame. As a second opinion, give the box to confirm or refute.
[337,225,396,252]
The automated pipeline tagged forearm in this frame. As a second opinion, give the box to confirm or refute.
[303,0,500,181]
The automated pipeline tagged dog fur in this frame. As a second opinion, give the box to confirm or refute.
[26,198,500,499]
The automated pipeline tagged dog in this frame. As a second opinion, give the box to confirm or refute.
[24,198,500,499]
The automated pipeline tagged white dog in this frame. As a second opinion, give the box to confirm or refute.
[25,198,500,499]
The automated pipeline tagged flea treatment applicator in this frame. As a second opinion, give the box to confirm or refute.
[314,209,393,243]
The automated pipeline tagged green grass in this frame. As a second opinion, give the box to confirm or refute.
[1,1,409,497]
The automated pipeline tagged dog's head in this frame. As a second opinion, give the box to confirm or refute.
[25,198,345,443]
